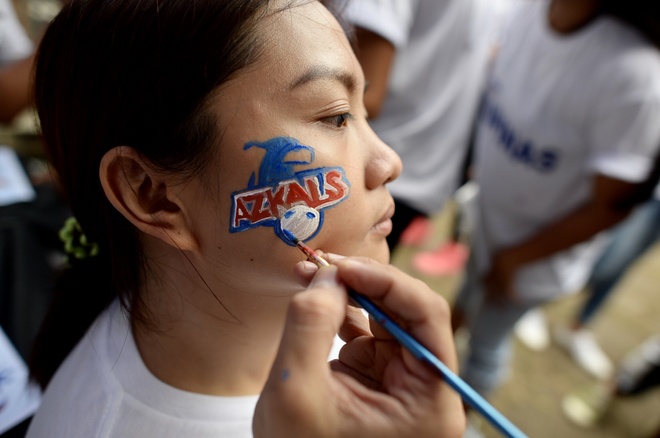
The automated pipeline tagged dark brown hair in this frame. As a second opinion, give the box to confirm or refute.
[602,0,660,47]
[30,0,277,388]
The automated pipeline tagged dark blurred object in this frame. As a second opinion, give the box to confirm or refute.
[602,0,660,48]
[0,154,69,360]
[0,417,31,438]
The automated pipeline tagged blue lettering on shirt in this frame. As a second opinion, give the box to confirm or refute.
[482,97,559,173]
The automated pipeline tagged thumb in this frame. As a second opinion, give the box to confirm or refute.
[272,266,347,381]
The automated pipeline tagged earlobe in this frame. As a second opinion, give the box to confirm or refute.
[99,146,200,251]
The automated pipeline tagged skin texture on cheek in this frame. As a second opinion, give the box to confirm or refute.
[229,136,350,245]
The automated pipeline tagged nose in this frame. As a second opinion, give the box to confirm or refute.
[364,130,402,190]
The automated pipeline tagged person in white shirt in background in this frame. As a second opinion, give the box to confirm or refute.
[452,0,660,424]
[338,0,495,257]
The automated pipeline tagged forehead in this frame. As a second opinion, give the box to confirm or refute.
[208,1,363,140]
[256,2,360,88]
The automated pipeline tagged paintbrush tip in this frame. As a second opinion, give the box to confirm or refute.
[281,228,300,244]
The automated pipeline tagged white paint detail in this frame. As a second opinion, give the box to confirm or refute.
[280,205,321,242]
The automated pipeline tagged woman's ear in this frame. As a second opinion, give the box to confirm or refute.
[99,146,199,251]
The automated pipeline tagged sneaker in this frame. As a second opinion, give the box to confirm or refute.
[554,326,614,380]
[399,216,432,246]
[412,241,469,276]
[616,334,660,395]
[561,381,612,427]
[514,308,550,351]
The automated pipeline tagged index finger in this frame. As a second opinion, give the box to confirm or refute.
[335,258,457,372]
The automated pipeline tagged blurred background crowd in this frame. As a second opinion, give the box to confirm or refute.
[1,0,659,437]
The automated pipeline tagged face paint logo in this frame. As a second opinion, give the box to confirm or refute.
[230,137,350,244]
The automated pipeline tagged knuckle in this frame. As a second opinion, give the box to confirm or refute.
[432,294,451,320]
[288,291,336,325]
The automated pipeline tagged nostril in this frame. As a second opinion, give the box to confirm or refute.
[366,154,400,189]
[364,134,402,188]
[388,151,403,183]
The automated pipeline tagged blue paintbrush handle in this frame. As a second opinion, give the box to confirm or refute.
[348,290,528,438]
[283,229,526,437]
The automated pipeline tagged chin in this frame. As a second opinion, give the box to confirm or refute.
[356,238,390,264]
[374,247,391,264]
[315,230,390,263]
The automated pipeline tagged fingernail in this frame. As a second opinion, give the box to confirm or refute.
[325,252,346,263]
[300,261,318,272]
[339,257,365,267]
[309,265,339,287]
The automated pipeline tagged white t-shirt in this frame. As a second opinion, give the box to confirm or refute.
[472,1,660,300]
[343,0,495,214]
[0,0,33,66]
[27,300,344,438]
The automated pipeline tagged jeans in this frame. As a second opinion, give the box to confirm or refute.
[577,198,660,325]
[454,253,546,396]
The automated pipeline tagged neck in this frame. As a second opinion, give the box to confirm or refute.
[133,248,295,396]
[548,0,601,34]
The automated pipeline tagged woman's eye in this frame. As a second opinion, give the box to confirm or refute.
[322,112,354,128]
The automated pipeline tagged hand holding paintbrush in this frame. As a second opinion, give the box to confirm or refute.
[256,246,465,438]
[279,228,527,438]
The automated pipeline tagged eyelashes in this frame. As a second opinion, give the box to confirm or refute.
[321,112,354,128]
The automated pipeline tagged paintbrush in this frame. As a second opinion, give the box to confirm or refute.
[282,228,527,438]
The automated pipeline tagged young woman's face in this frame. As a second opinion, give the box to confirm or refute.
[188,1,401,295]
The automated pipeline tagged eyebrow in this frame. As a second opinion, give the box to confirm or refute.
[289,66,358,92]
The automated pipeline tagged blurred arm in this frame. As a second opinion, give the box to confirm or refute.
[487,173,646,296]
[0,55,34,124]
[352,27,395,119]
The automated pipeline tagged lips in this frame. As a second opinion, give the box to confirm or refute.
[371,202,395,235]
